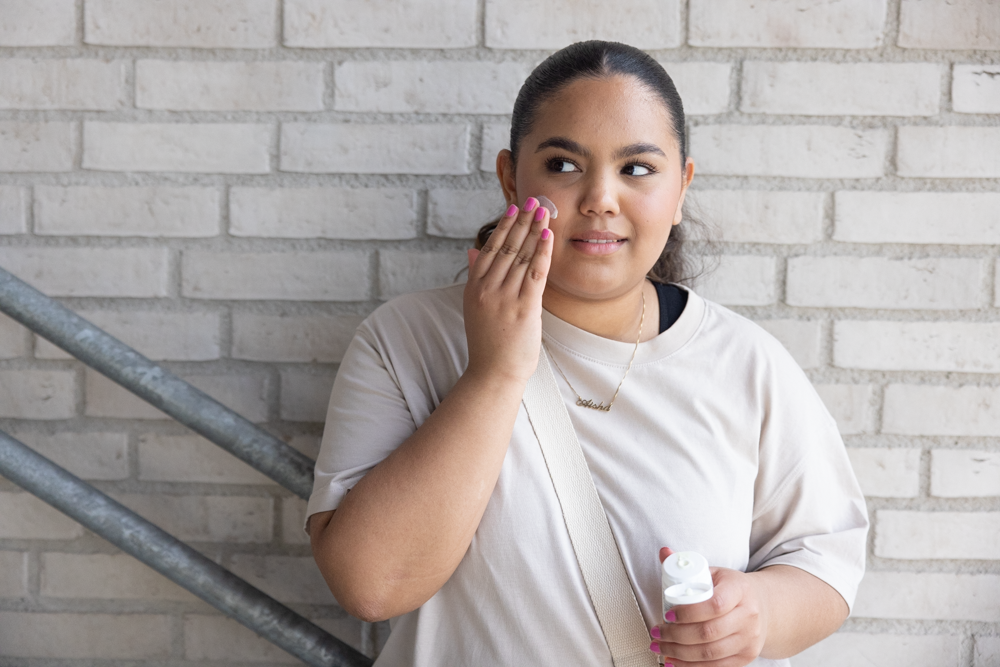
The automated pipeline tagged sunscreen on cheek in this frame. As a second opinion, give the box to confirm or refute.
[536,196,558,219]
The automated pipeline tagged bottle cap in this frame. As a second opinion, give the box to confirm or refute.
[662,551,710,585]
[663,581,713,606]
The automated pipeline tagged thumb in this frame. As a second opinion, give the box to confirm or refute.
[659,547,675,564]
[467,248,480,272]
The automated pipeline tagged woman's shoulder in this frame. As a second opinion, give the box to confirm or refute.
[358,282,467,350]
[693,293,805,372]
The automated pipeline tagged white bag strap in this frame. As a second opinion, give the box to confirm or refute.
[522,346,657,667]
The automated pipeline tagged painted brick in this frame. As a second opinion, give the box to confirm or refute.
[86,370,269,422]
[834,191,1000,245]
[953,65,1000,113]
[689,0,886,48]
[796,633,961,667]
[182,251,370,301]
[279,369,336,423]
[899,0,1000,50]
[0,313,29,359]
[814,384,874,435]
[36,311,220,361]
[0,552,26,597]
[85,0,276,48]
[846,448,921,498]
[885,385,1000,437]
[281,123,470,175]
[481,122,510,172]
[184,614,299,663]
[289,434,320,459]
[137,60,323,112]
[0,121,74,172]
[659,62,731,116]
[0,612,171,659]
[282,498,310,545]
[875,510,1000,560]
[0,185,26,234]
[232,313,364,363]
[284,0,477,48]
[15,432,129,481]
[691,126,886,178]
[0,248,169,298]
[787,257,982,310]
[113,493,273,543]
[83,122,272,174]
[932,450,1000,498]
[228,555,336,604]
[755,320,822,369]
[41,553,193,601]
[35,186,219,238]
[486,0,681,49]
[0,492,83,539]
[694,256,776,306]
[0,59,125,110]
[379,250,466,300]
[897,127,1000,178]
[855,571,1000,621]
[138,433,272,485]
[975,637,1000,667]
[742,62,939,116]
[428,188,507,238]
[0,370,75,419]
[0,0,76,46]
[230,187,417,240]
[835,322,1000,374]
[336,61,532,114]
[686,190,824,244]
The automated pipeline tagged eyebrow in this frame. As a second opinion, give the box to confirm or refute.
[534,136,666,160]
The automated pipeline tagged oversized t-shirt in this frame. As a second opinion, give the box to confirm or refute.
[308,283,868,667]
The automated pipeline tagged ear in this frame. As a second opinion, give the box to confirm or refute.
[672,158,696,226]
[496,149,518,206]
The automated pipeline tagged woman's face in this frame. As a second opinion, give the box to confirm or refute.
[498,75,694,303]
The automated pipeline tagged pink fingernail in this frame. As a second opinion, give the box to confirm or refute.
[540,228,550,240]
[524,197,538,212]
[505,204,518,217]
[649,642,660,653]
[665,663,675,667]
[533,206,546,222]
[664,610,677,623]
[650,626,660,639]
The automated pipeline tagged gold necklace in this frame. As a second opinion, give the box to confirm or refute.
[547,291,645,413]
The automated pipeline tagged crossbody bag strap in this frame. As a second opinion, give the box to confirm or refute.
[522,345,657,667]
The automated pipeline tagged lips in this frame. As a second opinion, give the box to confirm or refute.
[569,230,628,255]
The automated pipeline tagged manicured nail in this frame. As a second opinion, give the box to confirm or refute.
[664,610,677,623]
[650,626,660,639]
[505,204,518,217]
[649,642,660,653]
[665,663,675,667]
[540,228,551,240]
[524,197,538,212]
[533,205,546,222]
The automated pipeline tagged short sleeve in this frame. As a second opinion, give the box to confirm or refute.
[746,341,869,612]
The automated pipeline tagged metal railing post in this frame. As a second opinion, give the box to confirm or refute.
[0,266,314,499]
[0,429,372,667]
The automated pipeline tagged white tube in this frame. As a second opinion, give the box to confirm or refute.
[662,551,714,618]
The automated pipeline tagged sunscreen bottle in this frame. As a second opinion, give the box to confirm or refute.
[661,551,714,618]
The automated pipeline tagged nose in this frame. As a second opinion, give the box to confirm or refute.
[578,167,620,219]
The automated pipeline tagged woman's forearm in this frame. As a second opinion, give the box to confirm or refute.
[310,369,526,622]
[751,565,849,659]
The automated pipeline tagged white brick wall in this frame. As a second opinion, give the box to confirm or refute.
[0,2,997,662]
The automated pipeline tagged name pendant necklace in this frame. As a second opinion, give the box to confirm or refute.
[547,291,645,413]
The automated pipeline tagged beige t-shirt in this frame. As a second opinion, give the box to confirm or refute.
[308,283,868,667]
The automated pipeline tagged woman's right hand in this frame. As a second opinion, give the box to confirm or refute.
[464,197,553,384]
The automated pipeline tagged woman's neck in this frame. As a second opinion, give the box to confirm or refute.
[542,280,660,344]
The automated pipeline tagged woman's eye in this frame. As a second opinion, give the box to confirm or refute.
[548,159,577,173]
[623,163,652,176]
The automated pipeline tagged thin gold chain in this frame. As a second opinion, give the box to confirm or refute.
[546,291,645,413]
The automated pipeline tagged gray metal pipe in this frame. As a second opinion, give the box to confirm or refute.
[0,430,372,667]
[0,266,315,499]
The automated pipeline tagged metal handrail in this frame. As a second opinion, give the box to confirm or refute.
[0,430,371,667]
[0,266,314,499]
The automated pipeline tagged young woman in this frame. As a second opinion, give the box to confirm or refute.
[308,41,868,667]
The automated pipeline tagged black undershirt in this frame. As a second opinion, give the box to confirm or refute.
[654,282,688,334]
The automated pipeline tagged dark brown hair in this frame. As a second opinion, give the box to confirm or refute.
[476,40,704,285]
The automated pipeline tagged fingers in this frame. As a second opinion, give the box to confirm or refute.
[518,226,553,301]
[503,204,550,289]
[467,248,480,272]
[471,197,550,292]
[659,546,675,564]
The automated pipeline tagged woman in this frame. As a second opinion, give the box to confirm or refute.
[308,41,868,667]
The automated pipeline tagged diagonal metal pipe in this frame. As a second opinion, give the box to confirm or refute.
[0,266,315,499]
[0,429,372,667]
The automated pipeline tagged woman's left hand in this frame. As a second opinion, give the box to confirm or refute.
[650,567,769,667]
